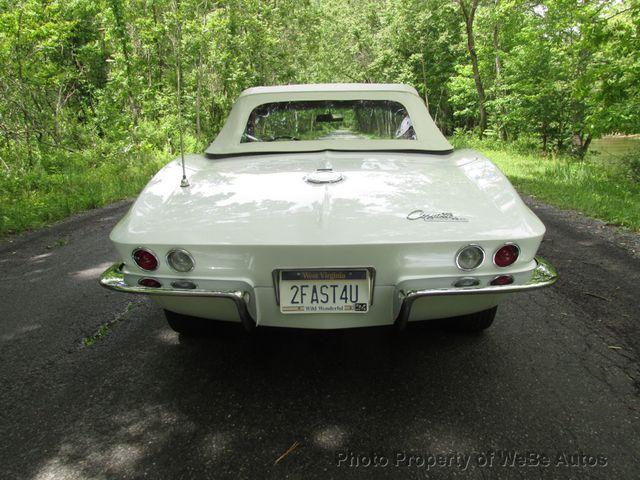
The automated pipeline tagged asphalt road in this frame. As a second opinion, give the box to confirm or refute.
[0,198,639,479]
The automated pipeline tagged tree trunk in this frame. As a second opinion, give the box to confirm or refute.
[572,133,592,159]
[108,0,138,124]
[493,0,507,141]
[151,1,165,83]
[195,2,210,140]
[420,56,429,113]
[458,0,488,137]
[196,56,202,139]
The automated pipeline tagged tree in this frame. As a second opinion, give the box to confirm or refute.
[457,0,488,136]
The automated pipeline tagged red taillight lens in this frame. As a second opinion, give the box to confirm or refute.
[491,275,514,286]
[139,278,162,288]
[494,244,519,267]
[133,248,158,271]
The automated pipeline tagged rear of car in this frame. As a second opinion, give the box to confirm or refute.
[100,84,557,333]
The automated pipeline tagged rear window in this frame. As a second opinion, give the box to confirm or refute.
[241,100,416,143]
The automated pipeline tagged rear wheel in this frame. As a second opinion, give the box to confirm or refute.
[449,306,497,333]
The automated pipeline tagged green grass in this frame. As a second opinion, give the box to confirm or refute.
[489,150,639,230]
[452,137,640,232]
[0,147,169,237]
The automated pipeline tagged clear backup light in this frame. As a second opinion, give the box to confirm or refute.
[494,244,520,267]
[132,248,158,271]
[455,245,485,271]
[166,249,195,272]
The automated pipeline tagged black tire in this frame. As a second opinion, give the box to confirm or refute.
[449,306,497,333]
[164,309,210,336]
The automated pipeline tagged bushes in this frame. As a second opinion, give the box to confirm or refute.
[450,131,541,156]
[621,152,640,184]
[0,125,172,236]
[0,154,167,235]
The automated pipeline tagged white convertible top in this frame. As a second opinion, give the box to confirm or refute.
[205,83,453,157]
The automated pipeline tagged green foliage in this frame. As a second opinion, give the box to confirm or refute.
[0,129,169,234]
[620,152,640,184]
[452,135,640,230]
[0,0,638,235]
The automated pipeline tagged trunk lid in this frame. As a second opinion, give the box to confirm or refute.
[118,150,544,246]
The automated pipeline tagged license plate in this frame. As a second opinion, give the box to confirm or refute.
[279,269,370,314]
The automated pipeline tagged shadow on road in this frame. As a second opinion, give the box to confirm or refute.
[17,315,518,479]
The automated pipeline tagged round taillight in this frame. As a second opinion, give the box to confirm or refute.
[166,249,194,272]
[493,244,520,267]
[491,275,514,286]
[139,278,162,288]
[132,248,158,271]
[455,245,485,271]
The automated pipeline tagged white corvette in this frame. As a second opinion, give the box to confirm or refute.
[100,84,557,334]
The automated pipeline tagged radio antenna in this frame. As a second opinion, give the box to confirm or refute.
[173,0,189,188]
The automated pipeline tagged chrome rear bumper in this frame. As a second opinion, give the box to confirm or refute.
[99,263,255,331]
[394,256,558,329]
[100,256,556,332]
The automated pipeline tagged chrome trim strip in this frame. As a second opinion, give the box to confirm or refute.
[271,269,281,305]
[99,263,255,332]
[395,256,557,330]
[271,267,377,306]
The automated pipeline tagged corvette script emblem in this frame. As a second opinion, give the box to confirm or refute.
[407,210,468,222]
